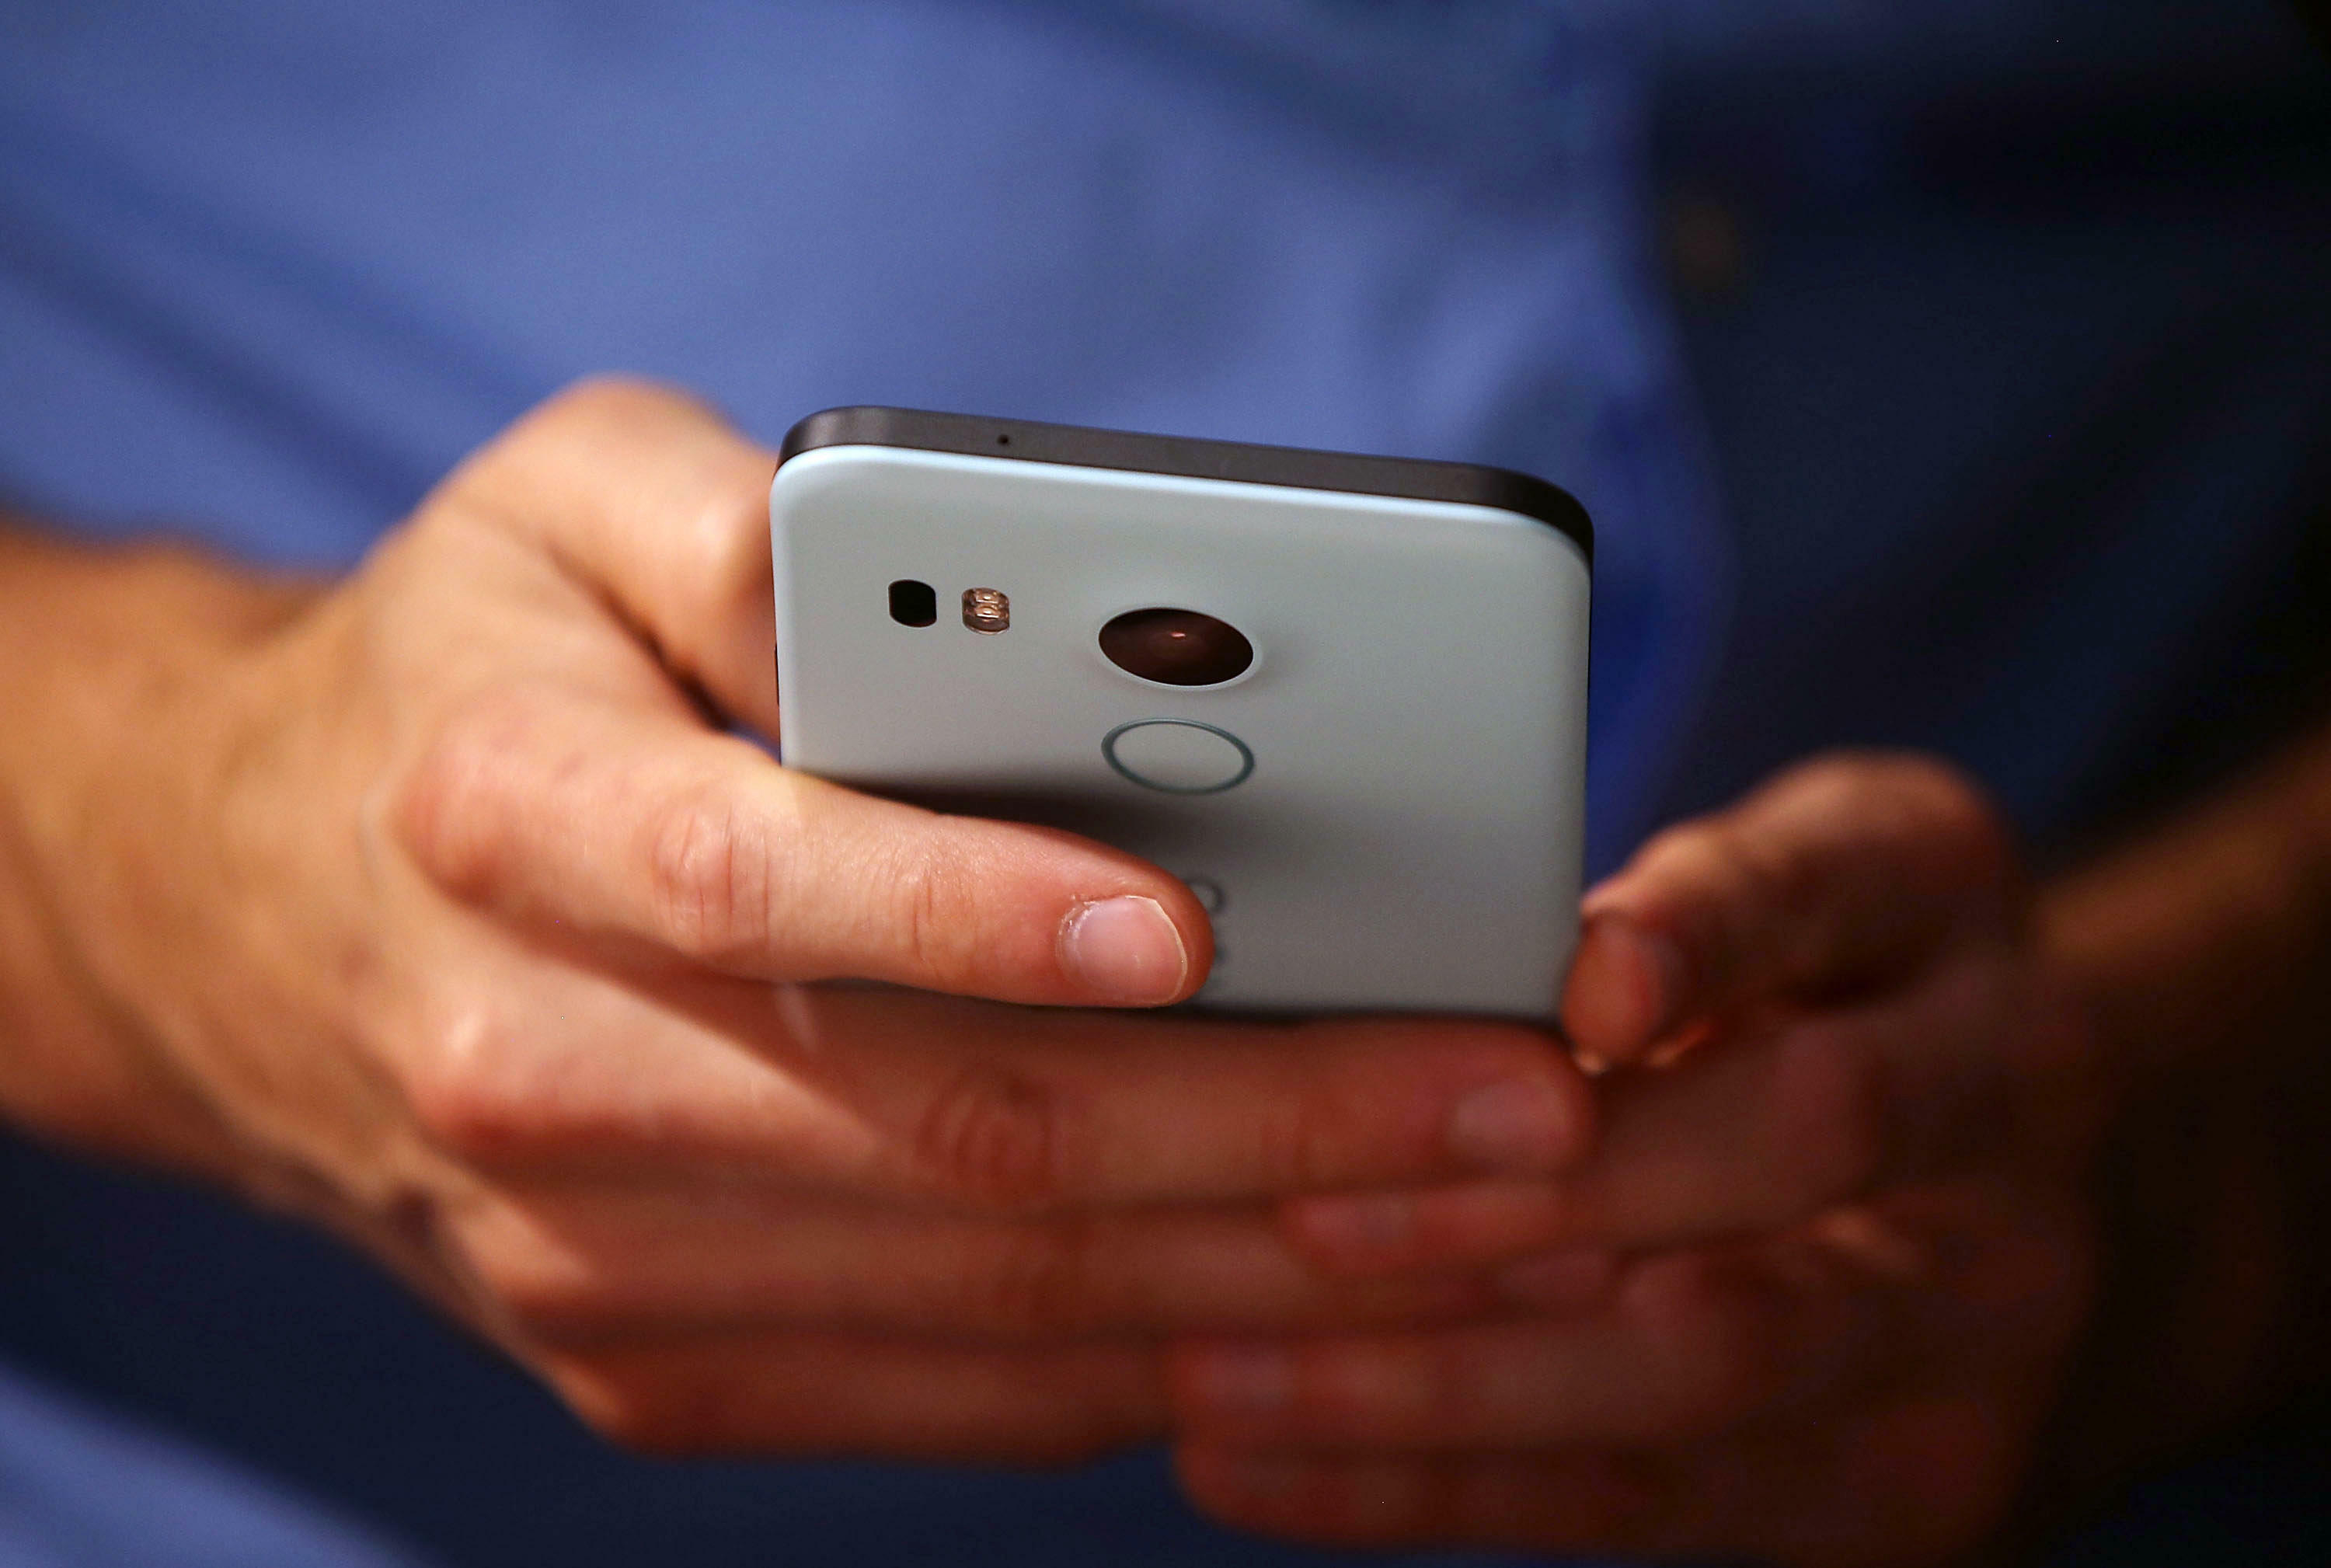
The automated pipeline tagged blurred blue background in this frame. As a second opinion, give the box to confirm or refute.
[0,2,2326,1564]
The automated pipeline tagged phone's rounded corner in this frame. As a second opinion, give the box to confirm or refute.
[778,405,887,466]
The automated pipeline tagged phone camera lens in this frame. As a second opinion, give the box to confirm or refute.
[889,579,937,627]
[1099,608,1253,687]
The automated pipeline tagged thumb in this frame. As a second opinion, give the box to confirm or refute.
[1563,753,2019,1068]
[394,692,1214,1006]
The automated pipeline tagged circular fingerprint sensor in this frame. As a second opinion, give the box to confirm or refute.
[1103,720,1254,795]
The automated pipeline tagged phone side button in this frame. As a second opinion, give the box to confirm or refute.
[1102,720,1254,795]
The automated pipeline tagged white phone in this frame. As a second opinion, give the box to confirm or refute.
[768,407,1592,1019]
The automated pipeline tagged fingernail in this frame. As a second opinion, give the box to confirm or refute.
[1448,1078,1577,1175]
[1497,1248,1619,1312]
[1059,896,1188,1004]
[1566,915,1687,1064]
[1293,1192,1415,1258]
[1187,1345,1294,1415]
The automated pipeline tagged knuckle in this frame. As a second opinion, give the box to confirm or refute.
[881,841,986,987]
[646,786,777,964]
[402,1009,564,1167]
[390,698,539,901]
[906,1063,1074,1211]
[402,1034,521,1161]
[679,467,778,603]
[895,853,952,978]
[1266,1043,1363,1189]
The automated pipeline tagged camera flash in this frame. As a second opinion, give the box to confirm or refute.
[962,587,1010,634]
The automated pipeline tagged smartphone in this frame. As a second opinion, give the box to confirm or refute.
[768,406,1591,1019]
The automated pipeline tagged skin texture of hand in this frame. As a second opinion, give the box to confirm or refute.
[0,380,1599,1463]
[1170,757,2106,1566]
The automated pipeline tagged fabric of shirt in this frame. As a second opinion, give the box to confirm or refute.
[0,1364,430,1568]
[0,2,2326,1566]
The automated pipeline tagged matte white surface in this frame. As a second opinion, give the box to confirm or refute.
[772,444,1591,1019]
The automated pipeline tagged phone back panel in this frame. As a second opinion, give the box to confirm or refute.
[770,442,1590,1018]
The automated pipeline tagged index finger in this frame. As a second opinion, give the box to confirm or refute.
[405,973,1598,1208]
[438,377,783,735]
[1563,754,2019,1068]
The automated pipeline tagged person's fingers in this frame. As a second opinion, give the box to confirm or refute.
[538,1330,1162,1464]
[1168,1248,1862,1450]
[1287,953,2016,1271]
[1175,1200,2078,1565]
[1561,753,2018,1068]
[393,690,1211,1006]
[1179,1394,2026,1567]
[437,377,783,734]
[1176,1445,1671,1555]
[449,1185,1496,1342]
[394,956,1594,1207]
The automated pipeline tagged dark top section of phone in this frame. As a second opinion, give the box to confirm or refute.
[779,406,1592,566]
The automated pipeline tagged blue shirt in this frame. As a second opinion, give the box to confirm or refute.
[2,3,2326,1566]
